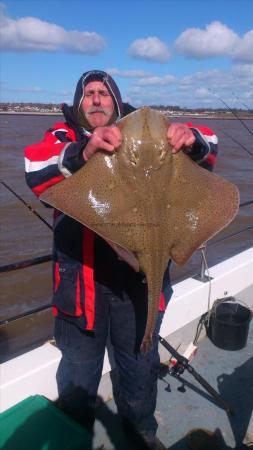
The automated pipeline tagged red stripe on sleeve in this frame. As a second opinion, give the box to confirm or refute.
[52,262,60,317]
[159,292,166,312]
[82,228,96,330]
[33,174,65,197]
[75,273,83,316]
[54,261,60,292]
[25,142,66,161]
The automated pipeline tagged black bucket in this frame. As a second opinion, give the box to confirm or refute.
[209,297,252,351]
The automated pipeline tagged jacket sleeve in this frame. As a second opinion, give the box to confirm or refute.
[24,122,88,197]
[185,123,218,171]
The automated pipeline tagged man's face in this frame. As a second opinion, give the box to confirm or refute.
[81,80,115,128]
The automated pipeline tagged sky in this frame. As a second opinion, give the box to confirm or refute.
[1,0,253,109]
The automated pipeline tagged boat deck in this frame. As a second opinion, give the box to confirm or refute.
[92,285,253,449]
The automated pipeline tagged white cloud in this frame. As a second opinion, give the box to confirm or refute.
[0,5,106,53]
[106,68,152,78]
[179,66,253,107]
[232,63,253,77]
[136,74,175,86]
[183,66,253,89]
[22,86,42,92]
[195,87,210,98]
[180,69,224,86]
[125,65,253,108]
[233,30,253,63]
[128,37,171,63]
[1,82,74,103]
[175,21,238,58]
[175,21,253,63]
[126,85,171,107]
[4,85,44,93]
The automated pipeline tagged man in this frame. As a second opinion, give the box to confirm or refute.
[25,70,218,450]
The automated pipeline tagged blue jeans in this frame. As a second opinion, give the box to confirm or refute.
[54,280,171,437]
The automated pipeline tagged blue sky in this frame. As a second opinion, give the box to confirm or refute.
[1,0,253,108]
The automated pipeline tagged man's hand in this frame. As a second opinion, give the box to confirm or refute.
[167,123,195,153]
[83,125,122,161]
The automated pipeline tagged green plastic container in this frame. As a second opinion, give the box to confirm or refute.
[0,395,91,450]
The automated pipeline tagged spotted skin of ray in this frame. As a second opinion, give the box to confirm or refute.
[41,107,240,353]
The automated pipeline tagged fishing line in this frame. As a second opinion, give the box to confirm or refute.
[219,129,253,158]
[232,92,251,111]
[194,198,253,341]
[192,245,212,346]
[210,225,253,247]
[200,248,212,328]
[208,89,253,137]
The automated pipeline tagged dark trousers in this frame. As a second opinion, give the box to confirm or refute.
[54,280,170,438]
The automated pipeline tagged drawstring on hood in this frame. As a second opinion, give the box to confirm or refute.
[72,70,124,133]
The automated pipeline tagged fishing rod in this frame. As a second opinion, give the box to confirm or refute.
[240,200,253,207]
[0,181,53,272]
[208,89,253,137]
[0,302,52,326]
[1,181,53,230]
[159,335,234,415]
[0,254,52,273]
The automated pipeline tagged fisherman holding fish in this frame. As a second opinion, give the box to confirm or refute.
[25,70,218,450]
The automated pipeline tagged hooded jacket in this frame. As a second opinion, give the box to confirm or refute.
[25,70,218,330]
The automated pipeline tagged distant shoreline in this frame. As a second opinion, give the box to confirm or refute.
[0,111,62,116]
[0,111,252,120]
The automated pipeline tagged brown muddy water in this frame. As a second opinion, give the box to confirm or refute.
[0,114,252,360]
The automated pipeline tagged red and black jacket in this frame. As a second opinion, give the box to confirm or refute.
[24,70,218,331]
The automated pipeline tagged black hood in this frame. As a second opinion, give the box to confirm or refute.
[72,70,123,123]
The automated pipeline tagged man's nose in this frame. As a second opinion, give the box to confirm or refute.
[93,92,101,105]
